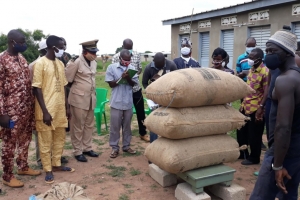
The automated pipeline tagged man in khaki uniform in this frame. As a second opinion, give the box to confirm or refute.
[65,40,99,162]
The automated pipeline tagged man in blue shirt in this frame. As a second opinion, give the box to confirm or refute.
[173,38,201,69]
[236,37,256,82]
[105,49,139,159]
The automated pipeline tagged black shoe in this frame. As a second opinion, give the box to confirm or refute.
[241,159,259,165]
[75,154,87,162]
[61,156,68,163]
[83,150,99,157]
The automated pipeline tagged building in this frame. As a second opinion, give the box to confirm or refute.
[162,0,300,69]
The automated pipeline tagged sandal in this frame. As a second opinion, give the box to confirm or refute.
[110,150,119,158]
[45,174,54,184]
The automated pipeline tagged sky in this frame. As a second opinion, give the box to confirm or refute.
[1,0,247,55]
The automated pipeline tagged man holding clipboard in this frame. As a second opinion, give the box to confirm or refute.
[105,49,139,158]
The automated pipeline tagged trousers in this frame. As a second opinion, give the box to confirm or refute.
[250,150,300,200]
[38,128,66,172]
[1,125,32,181]
[109,108,133,151]
[133,89,147,136]
[237,110,265,163]
[33,130,41,166]
[70,105,94,156]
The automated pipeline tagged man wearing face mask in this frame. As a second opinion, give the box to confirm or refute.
[112,39,150,142]
[250,29,300,200]
[0,29,41,188]
[59,37,72,67]
[237,48,269,166]
[236,37,256,81]
[106,49,139,158]
[33,35,74,184]
[173,39,201,69]
[65,40,99,162]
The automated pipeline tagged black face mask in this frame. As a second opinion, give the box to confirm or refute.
[264,54,285,70]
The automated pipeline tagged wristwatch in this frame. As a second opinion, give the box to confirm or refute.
[272,164,283,171]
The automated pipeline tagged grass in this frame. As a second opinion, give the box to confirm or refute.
[122,151,142,157]
[64,141,73,150]
[150,184,158,190]
[123,184,133,188]
[105,164,127,177]
[118,194,129,200]
[129,168,141,176]
[92,138,105,146]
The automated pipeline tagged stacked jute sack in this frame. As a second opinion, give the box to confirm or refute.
[144,68,254,174]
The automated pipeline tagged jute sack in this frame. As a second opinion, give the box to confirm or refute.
[144,105,247,139]
[144,135,239,174]
[145,68,254,107]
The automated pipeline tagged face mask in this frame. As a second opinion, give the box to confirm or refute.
[53,46,64,58]
[265,54,284,70]
[13,40,27,52]
[181,47,191,56]
[85,52,97,61]
[212,60,224,66]
[246,47,255,54]
[221,62,226,67]
[120,57,131,67]
[248,59,255,67]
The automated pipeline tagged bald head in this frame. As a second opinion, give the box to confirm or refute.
[245,37,256,47]
[7,29,25,42]
[120,49,131,60]
[123,39,133,50]
[154,52,166,69]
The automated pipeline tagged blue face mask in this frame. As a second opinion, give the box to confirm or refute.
[13,40,27,53]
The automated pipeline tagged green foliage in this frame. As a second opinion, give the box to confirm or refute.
[0,28,48,63]
[115,47,122,54]
[144,51,152,53]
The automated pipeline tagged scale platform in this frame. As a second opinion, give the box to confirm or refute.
[177,164,236,194]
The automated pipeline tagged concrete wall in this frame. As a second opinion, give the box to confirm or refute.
[170,2,300,70]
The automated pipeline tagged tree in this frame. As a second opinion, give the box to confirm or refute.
[145,51,152,53]
[115,47,122,54]
[0,28,48,63]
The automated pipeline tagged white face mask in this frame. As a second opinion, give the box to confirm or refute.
[248,59,255,67]
[181,47,191,56]
[54,46,64,58]
[221,62,226,67]
[246,47,255,54]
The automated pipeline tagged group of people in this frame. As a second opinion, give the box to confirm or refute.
[0,29,103,187]
[0,26,300,199]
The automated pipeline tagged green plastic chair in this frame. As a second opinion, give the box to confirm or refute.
[132,98,151,115]
[94,88,109,135]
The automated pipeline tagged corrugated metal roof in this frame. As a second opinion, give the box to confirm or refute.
[162,0,297,25]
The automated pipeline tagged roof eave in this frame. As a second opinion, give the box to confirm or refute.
[162,0,297,25]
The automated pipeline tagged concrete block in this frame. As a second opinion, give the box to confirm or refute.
[175,183,211,200]
[149,164,177,187]
[207,183,246,200]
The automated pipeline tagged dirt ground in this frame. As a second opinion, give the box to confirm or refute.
[0,125,298,200]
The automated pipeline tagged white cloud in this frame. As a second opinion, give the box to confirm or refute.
[1,0,245,55]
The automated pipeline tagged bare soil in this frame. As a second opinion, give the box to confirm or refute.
[0,127,298,200]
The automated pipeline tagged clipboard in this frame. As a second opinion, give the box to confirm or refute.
[117,68,138,84]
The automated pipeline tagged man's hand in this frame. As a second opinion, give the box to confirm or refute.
[0,115,10,128]
[275,168,291,194]
[255,107,264,121]
[66,107,71,120]
[122,72,130,80]
[43,111,53,126]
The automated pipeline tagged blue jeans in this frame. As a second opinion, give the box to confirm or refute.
[265,98,272,143]
[150,132,158,143]
[250,150,300,200]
